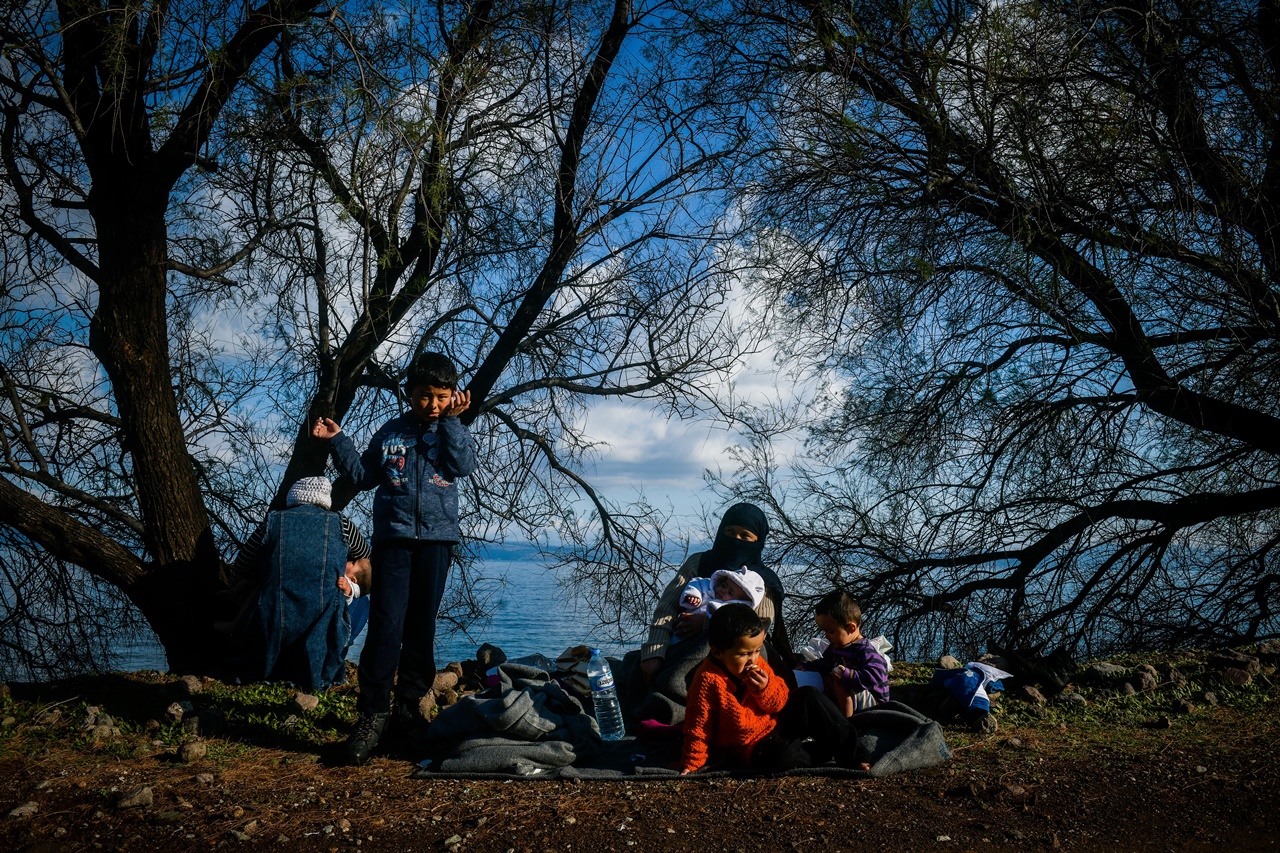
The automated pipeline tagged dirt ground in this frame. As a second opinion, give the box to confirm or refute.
[2,652,1278,852]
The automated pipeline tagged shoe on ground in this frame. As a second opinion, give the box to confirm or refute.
[341,712,389,766]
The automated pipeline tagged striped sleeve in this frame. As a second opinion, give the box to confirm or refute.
[340,516,371,561]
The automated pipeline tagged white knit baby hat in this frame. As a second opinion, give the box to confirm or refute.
[286,476,333,510]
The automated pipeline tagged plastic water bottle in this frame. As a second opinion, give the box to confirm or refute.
[586,649,625,741]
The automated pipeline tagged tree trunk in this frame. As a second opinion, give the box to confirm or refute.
[87,172,224,672]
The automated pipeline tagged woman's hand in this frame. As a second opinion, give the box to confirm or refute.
[673,610,707,640]
[312,417,341,440]
[639,657,664,682]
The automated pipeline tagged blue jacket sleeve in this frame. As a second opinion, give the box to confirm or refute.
[435,416,476,480]
[329,429,384,492]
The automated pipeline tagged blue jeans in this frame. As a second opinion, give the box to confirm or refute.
[356,540,451,715]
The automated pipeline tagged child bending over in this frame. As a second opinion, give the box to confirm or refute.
[801,590,890,717]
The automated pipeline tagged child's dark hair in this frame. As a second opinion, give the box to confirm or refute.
[708,602,765,649]
[405,352,459,391]
[815,589,862,628]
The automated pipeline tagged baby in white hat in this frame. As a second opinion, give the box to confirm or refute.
[676,568,766,642]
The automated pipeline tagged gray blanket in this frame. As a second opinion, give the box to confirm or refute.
[414,694,950,780]
[420,663,601,774]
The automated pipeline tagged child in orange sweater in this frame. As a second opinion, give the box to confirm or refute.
[680,603,788,773]
[681,604,868,774]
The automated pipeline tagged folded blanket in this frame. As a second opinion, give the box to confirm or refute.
[420,663,601,775]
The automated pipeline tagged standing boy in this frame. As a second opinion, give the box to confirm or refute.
[312,352,475,765]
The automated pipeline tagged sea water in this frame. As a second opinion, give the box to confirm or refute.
[112,544,643,673]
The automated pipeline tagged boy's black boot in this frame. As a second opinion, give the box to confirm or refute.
[340,712,390,766]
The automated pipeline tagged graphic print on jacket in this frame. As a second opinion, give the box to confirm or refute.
[382,435,408,487]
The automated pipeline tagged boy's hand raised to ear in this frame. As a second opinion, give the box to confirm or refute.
[312,417,341,440]
[444,390,471,417]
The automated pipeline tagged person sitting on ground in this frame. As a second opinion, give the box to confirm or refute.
[631,503,792,726]
[681,604,866,774]
[798,590,890,717]
[677,568,765,627]
[225,476,372,690]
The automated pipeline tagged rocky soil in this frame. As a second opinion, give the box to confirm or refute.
[2,645,1278,852]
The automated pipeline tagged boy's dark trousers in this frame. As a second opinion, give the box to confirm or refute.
[752,686,857,772]
[356,539,451,716]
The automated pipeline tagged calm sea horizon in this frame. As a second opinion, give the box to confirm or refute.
[113,543,646,674]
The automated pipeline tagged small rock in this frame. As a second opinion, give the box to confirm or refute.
[182,717,201,735]
[1195,765,1207,773]
[418,693,438,719]
[1005,737,1023,748]
[178,741,207,763]
[291,693,320,714]
[177,675,203,696]
[194,773,215,785]
[229,830,251,842]
[476,643,507,669]
[938,655,962,670]
[337,818,350,832]
[439,688,459,707]
[1014,685,1047,705]
[165,701,194,723]
[145,719,161,732]
[1,716,15,728]
[131,745,153,760]
[231,806,245,819]
[275,835,290,844]
[444,835,463,846]
[243,819,260,836]
[564,816,577,825]
[8,802,38,818]
[1172,698,1195,715]
[1003,784,1028,799]
[1136,663,1158,678]
[0,682,9,700]
[1208,650,1261,675]
[1220,667,1253,686]
[1086,662,1127,680]
[116,786,153,809]
[34,709,61,726]
[1120,682,1137,696]
[1008,830,1026,841]
[1054,692,1087,706]
[281,714,300,729]
[90,724,120,740]
[1203,691,1219,706]
[1155,663,1186,685]
[1256,639,1280,664]
[1132,670,1158,692]
[432,671,459,693]
[936,835,951,842]
[445,661,465,678]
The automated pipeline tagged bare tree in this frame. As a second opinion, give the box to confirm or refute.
[0,0,753,676]
[709,0,1280,658]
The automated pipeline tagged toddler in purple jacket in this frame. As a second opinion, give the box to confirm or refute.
[800,590,890,717]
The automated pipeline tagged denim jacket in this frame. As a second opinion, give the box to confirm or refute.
[329,412,476,543]
[248,503,350,690]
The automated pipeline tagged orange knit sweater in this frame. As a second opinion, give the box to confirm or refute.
[680,655,789,773]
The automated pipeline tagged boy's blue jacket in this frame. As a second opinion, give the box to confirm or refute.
[329,412,475,543]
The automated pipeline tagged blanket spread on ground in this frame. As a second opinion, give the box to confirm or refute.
[414,661,952,781]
